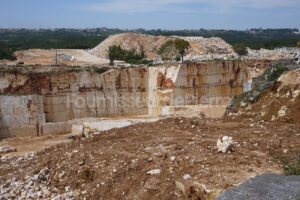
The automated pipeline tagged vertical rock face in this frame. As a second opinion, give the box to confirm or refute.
[148,61,248,115]
[42,68,149,122]
[0,60,270,138]
[0,95,45,138]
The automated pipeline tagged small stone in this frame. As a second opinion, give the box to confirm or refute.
[146,169,161,175]
[217,136,235,153]
[68,191,74,197]
[42,189,50,198]
[74,190,80,196]
[271,115,276,121]
[78,160,85,166]
[183,174,191,180]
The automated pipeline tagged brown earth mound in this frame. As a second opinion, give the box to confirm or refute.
[88,33,235,59]
[1,116,299,199]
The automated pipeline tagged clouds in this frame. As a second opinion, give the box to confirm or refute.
[74,0,300,14]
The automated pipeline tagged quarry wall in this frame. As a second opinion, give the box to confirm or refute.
[0,60,273,139]
[0,95,45,138]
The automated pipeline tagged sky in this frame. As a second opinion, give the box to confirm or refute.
[0,0,300,30]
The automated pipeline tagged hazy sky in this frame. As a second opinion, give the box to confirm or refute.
[1,0,300,29]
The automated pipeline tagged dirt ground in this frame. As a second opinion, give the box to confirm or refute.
[1,116,299,199]
[4,49,110,66]
[0,135,70,157]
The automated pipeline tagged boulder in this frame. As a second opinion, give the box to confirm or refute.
[215,174,300,200]
[217,136,235,153]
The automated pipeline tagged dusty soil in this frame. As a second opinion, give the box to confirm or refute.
[0,135,70,157]
[10,49,110,66]
[1,116,299,199]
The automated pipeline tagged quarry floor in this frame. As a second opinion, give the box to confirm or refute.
[0,116,300,199]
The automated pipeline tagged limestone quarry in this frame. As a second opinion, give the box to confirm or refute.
[0,33,300,200]
[0,59,274,139]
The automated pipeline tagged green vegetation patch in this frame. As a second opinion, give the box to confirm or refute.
[93,67,111,74]
[108,45,152,65]
[158,39,190,62]
[158,40,176,58]
[278,151,300,176]
[232,43,248,56]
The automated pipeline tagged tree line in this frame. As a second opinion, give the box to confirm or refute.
[0,28,299,60]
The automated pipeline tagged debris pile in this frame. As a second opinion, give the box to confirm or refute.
[89,33,297,63]
[247,47,300,61]
[183,36,236,61]
[1,117,298,199]
[228,66,300,123]
[89,33,236,60]
[89,33,170,59]
[56,54,75,61]
[0,168,75,199]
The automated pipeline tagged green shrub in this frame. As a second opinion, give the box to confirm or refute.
[0,42,16,61]
[264,65,289,82]
[279,151,300,175]
[158,39,190,62]
[162,57,172,61]
[232,43,248,56]
[108,45,124,65]
[175,56,181,61]
[94,67,110,74]
[174,39,190,63]
[108,45,147,65]
[68,68,82,73]
[158,40,175,56]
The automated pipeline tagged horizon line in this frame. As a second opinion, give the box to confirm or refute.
[0,27,299,32]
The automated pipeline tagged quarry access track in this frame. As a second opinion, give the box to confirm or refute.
[0,116,299,199]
